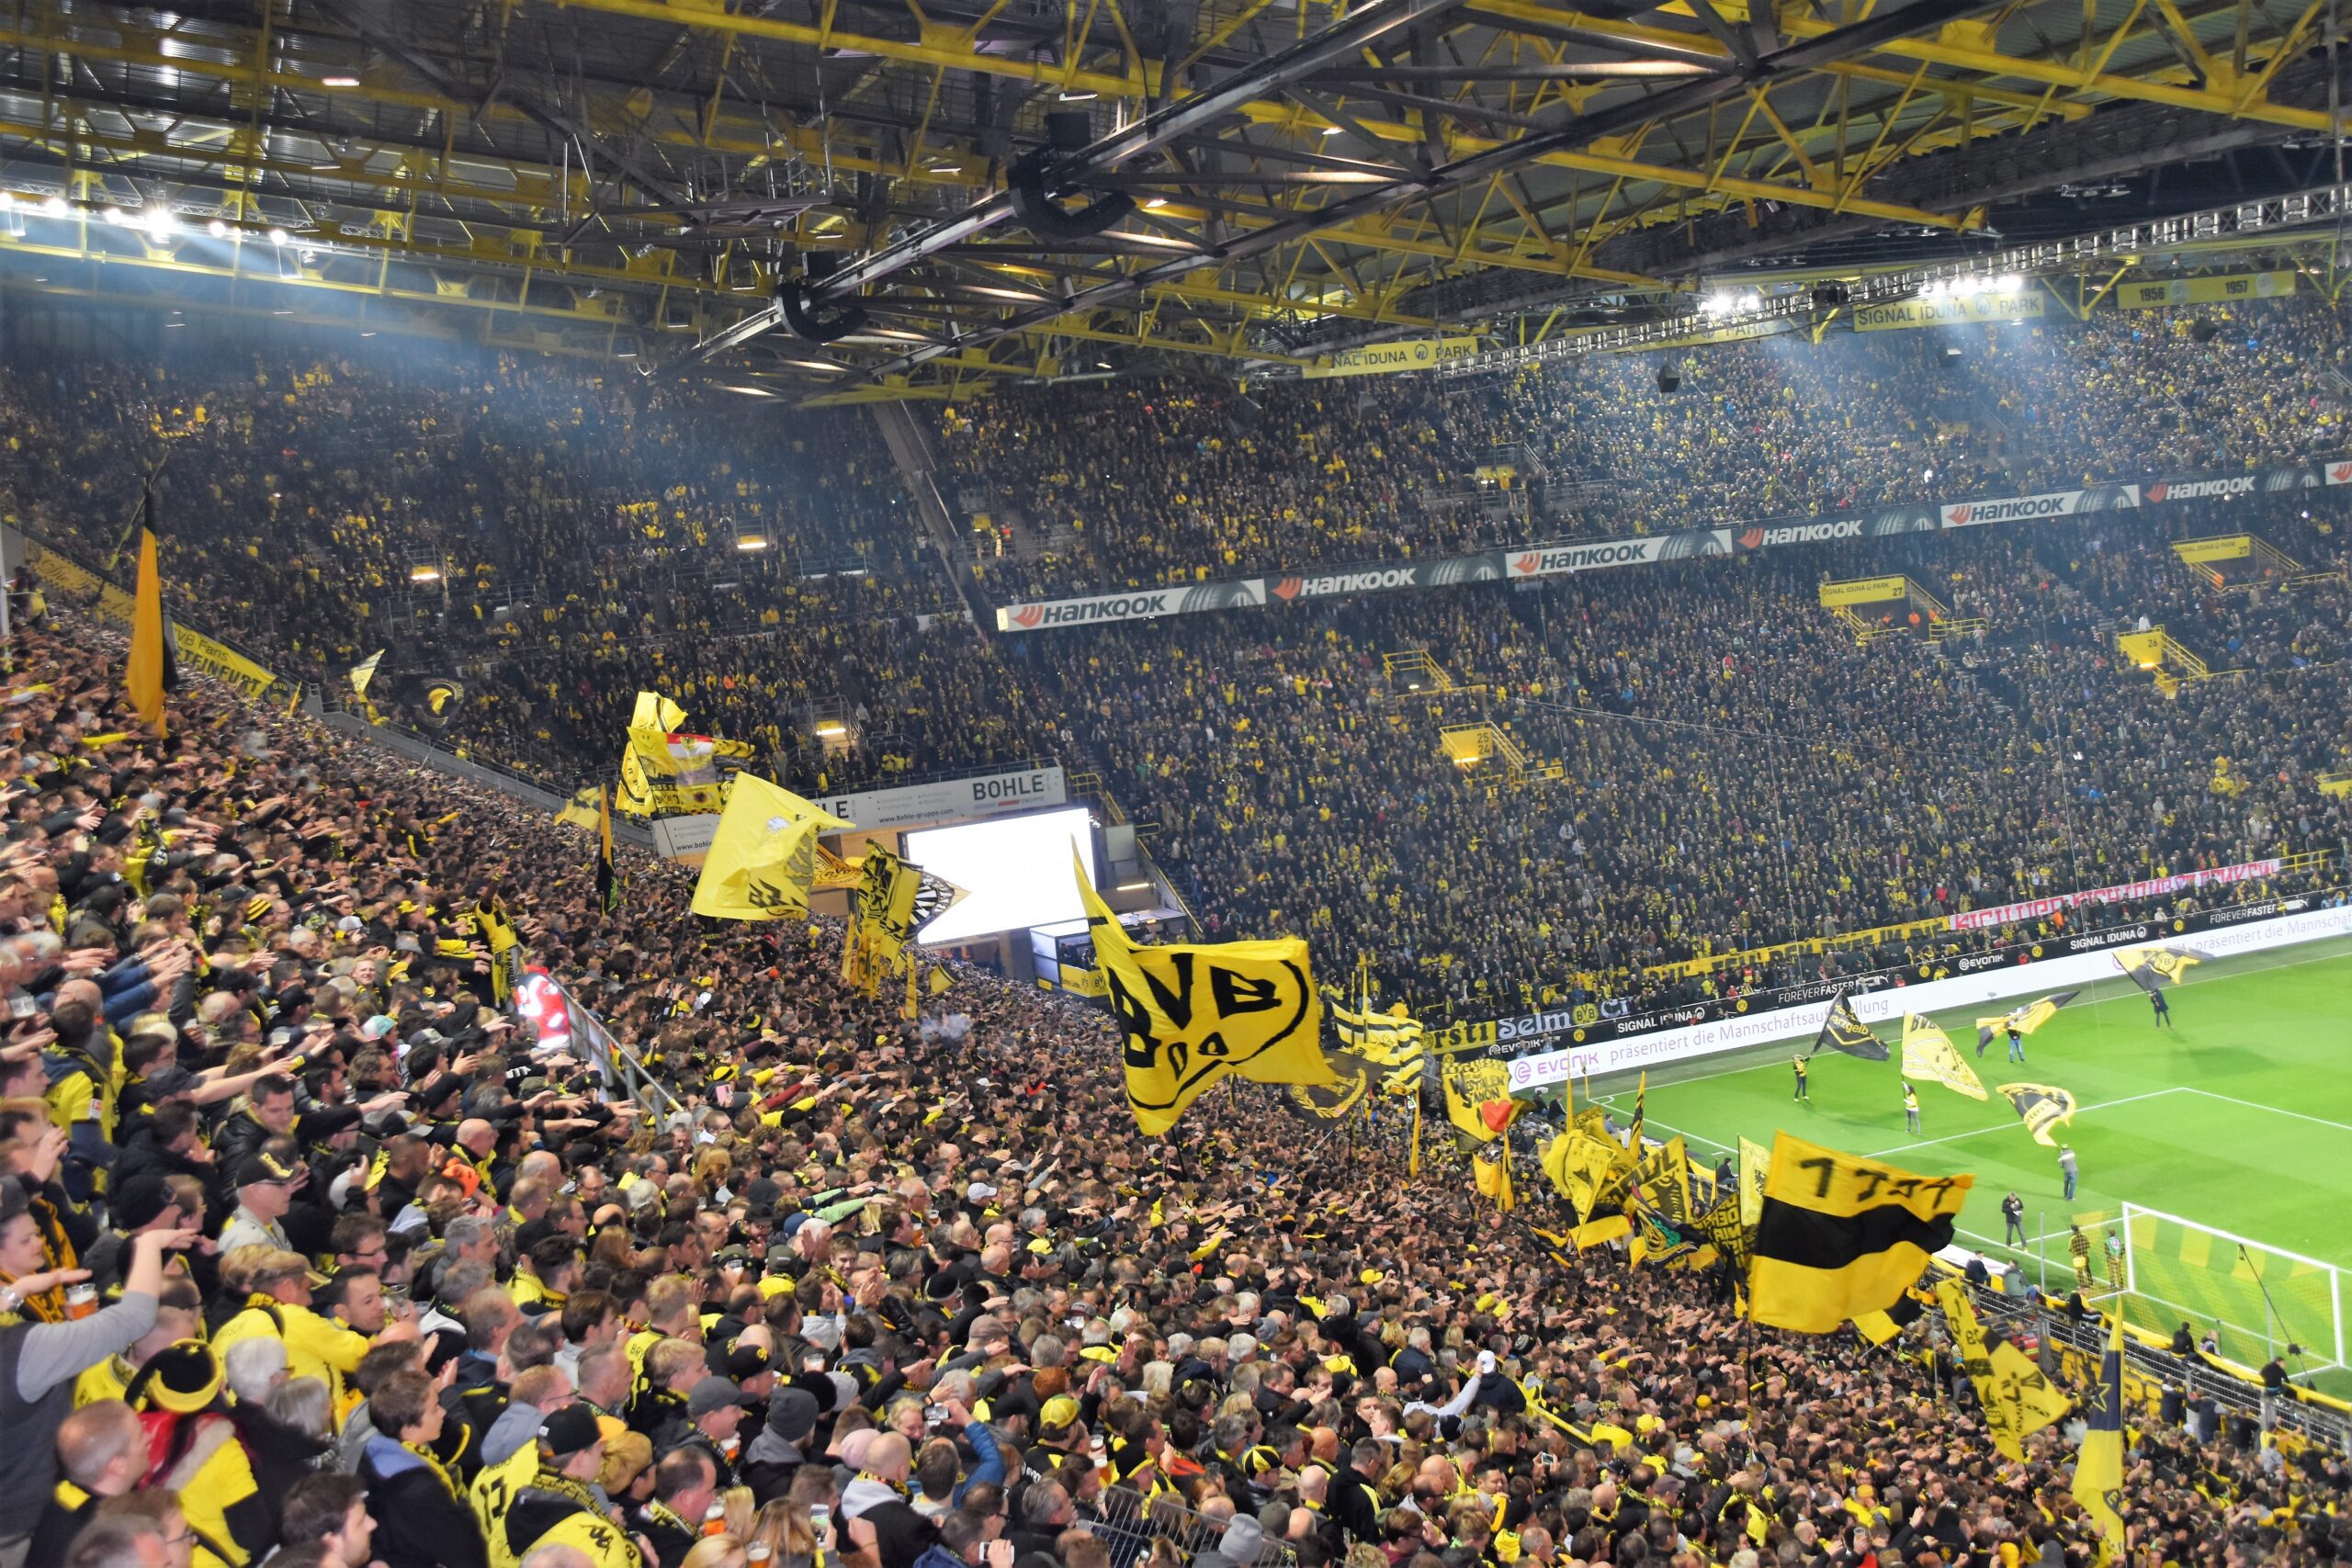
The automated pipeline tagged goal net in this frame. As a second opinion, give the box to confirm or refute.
[2119,1201,2348,1385]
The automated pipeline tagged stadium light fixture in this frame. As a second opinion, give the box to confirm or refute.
[207,219,228,237]
[102,207,127,225]
[41,195,66,217]
[267,227,290,244]
[322,73,361,87]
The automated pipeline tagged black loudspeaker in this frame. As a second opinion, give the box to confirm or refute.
[779,253,868,344]
[1655,365,1679,393]
[1044,110,1094,152]
[2190,318,2220,343]
[1007,150,1136,242]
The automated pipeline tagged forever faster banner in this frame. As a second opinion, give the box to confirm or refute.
[992,456,2350,631]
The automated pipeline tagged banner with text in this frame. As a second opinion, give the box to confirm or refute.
[1855,289,2047,331]
[1948,857,2281,931]
[990,456,2350,632]
[1303,338,1483,379]
[2117,271,2296,309]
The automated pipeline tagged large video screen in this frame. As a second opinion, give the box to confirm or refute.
[905,807,1098,945]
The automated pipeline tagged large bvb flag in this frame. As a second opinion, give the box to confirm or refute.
[2072,1310,2128,1560]
[1075,853,1334,1135]
[125,484,178,734]
[1811,988,1891,1060]
[1997,1082,2080,1145]
[2115,943,2210,995]
[1747,1131,1973,1333]
[1901,1014,1987,1100]
[690,774,851,919]
[1977,991,2080,1051]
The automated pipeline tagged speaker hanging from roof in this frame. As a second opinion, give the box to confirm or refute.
[779,253,869,344]
[1008,148,1136,243]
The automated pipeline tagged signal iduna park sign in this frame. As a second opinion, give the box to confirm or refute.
[991,456,2352,631]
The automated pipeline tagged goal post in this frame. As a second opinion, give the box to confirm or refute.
[2118,1201,2348,1379]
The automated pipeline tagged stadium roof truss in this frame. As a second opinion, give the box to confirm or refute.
[0,0,2343,396]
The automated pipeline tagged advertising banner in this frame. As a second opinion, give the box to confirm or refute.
[1940,484,2139,526]
[991,457,2344,631]
[996,581,1264,632]
[1855,289,2046,330]
[806,766,1068,833]
[1502,531,1730,581]
[1498,896,2350,1087]
[1818,575,1910,605]
[1302,338,1482,379]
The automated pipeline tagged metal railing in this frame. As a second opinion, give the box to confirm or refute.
[1967,1280,2352,1450]
[1084,1481,1295,1568]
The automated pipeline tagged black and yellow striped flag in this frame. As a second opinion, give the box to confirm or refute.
[1747,1131,1973,1334]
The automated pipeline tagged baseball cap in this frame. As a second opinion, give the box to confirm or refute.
[1039,1394,1081,1432]
[233,1151,301,1188]
[689,1377,752,1418]
[727,1344,774,1381]
[539,1404,606,1459]
[966,1180,999,1203]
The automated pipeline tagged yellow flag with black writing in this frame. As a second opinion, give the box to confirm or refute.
[1076,853,1333,1135]
[1746,1131,1973,1334]
[690,775,851,919]
[1541,1129,1630,1224]
[1936,1279,2071,1460]
[1902,1014,1987,1100]
[1442,1057,1520,1144]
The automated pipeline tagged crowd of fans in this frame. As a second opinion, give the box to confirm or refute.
[0,344,978,788]
[928,299,2352,600]
[3,600,2348,1568]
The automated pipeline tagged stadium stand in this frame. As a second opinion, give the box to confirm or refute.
[928,300,2351,599]
[1,581,2347,1568]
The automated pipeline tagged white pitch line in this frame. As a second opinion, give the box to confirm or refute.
[1861,1087,2188,1158]
[2178,1088,2352,1136]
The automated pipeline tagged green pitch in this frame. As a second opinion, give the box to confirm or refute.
[1588,935,2352,1395]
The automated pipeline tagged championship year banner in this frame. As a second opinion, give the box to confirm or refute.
[2116,271,2296,309]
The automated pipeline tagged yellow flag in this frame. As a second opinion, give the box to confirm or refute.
[1736,1136,1772,1228]
[554,786,602,830]
[690,775,851,919]
[1442,1057,1519,1143]
[348,649,383,697]
[631,689,688,732]
[1075,852,1333,1135]
[1902,1014,1988,1100]
[1937,1279,2071,1461]
[2072,1311,2127,1558]
[125,513,170,735]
